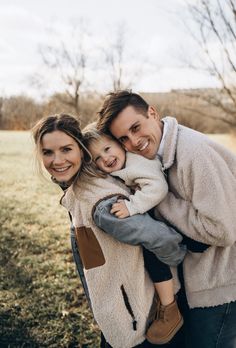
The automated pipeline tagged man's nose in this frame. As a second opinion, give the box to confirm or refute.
[130,134,140,147]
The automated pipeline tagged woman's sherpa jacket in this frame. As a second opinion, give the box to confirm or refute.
[61,175,156,348]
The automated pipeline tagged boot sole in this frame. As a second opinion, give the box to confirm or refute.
[145,317,184,345]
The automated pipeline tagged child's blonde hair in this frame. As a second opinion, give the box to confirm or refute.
[82,122,114,178]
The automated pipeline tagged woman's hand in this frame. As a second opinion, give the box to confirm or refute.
[110,199,130,219]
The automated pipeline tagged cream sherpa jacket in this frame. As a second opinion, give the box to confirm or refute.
[61,174,155,348]
[157,117,236,308]
[111,152,168,216]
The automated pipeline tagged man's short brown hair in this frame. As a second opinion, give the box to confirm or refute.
[97,90,149,134]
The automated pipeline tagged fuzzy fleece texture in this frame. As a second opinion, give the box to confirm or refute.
[61,175,155,348]
[156,117,236,308]
[111,152,168,216]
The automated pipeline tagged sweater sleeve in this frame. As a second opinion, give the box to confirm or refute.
[158,143,236,247]
[112,154,168,216]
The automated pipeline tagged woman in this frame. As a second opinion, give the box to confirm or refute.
[32,113,185,348]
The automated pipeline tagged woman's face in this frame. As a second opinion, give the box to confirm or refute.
[41,130,83,183]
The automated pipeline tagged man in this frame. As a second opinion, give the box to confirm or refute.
[96,90,236,348]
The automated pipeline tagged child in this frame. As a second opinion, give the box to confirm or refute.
[82,123,184,345]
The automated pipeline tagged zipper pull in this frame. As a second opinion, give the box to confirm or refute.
[132,320,137,331]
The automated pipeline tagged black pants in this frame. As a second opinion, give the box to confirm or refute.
[142,247,172,283]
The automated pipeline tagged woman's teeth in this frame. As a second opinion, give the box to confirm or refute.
[54,166,70,172]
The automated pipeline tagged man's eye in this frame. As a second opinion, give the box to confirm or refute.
[133,125,140,132]
[120,137,127,144]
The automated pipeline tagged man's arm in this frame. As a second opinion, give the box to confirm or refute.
[93,195,186,267]
[158,144,236,247]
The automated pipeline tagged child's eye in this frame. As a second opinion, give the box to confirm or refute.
[95,156,100,162]
[104,147,110,152]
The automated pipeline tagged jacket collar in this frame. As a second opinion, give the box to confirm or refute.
[161,117,179,170]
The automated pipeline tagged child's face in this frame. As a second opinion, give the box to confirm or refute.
[89,136,126,174]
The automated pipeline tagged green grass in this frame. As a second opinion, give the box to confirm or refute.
[0,131,100,347]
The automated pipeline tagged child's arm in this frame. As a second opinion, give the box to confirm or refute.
[111,153,168,217]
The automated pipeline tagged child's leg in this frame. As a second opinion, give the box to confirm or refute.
[143,246,174,305]
[155,279,174,306]
[143,247,183,345]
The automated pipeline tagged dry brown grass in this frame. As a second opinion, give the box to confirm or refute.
[208,133,236,153]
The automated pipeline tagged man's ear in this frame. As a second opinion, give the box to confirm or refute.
[148,106,159,120]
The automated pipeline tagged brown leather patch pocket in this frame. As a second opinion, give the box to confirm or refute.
[75,227,105,270]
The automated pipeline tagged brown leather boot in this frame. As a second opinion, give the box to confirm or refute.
[145,298,183,345]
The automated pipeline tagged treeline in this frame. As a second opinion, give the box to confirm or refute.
[0,89,232,133]
[0,92,103,131]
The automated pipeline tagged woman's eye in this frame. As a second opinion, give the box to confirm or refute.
[133,125,140,132]
[42,150,52,156]
[63,147,71,152]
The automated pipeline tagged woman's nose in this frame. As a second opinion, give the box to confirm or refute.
[53,152,65,164]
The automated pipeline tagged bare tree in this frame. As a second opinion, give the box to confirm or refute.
[182,0,236,127]
[38,20,89,115]
[103,23,143,91]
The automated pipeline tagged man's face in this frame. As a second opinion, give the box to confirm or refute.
[109,105,163,159]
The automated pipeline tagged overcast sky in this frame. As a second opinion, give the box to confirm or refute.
[0,0,221,99]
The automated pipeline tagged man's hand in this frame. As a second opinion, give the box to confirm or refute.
[110,199,130,218]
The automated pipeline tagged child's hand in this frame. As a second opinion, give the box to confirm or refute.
[110,199,130,219]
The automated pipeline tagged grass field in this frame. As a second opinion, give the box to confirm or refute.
[1,130,236,348]
[0,131,100,347]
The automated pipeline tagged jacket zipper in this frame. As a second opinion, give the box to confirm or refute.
[120,285,137,331]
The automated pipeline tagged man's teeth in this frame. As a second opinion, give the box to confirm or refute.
[54,167,69,172]
[139,142,148,151]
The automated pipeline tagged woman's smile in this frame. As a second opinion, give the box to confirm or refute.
[41,130,83,183]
